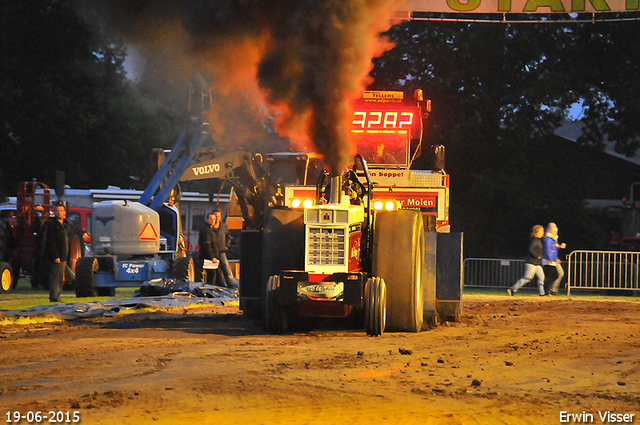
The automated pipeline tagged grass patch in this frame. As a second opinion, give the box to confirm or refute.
[0,316,64,326]
[0,279,136,311]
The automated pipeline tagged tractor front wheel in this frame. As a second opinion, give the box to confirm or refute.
[0,262,14,293]
[264,275,287,334]
[171,257,194,281]
[364,276,387,336]
[75,257,98,297]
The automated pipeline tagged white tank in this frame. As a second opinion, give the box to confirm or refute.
[92,200,160,255]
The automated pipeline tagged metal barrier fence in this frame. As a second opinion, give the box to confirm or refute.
[464,253,640,295]
[567,250,640,295]
[463,258,530,289]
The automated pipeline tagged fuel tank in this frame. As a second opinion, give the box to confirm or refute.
[91,200,160,255]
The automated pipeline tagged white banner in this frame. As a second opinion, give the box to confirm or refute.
[399,0,638,14]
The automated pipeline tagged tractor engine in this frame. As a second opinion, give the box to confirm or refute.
[304,175,365,276]
[270,174,370,326]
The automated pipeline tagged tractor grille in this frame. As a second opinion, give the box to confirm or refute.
[307,227,346,266]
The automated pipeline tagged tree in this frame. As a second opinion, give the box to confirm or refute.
[0,0,183,198]
[370,22,640,256]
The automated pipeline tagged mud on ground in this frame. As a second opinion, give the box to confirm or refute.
[0,297,638,425]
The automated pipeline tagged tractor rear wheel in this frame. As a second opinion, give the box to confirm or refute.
[264,275,287,334]
[64,220,84,291]
[0,219,9,260]
[75,257,98,297]
[0,262,14,293]
[364,276,387,336]
[373,210,424,332]
[171,257,194,281]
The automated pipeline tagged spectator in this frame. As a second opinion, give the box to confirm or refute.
[210,208,239,289]
[508,225,546,297]
[198,212,218,284]
[543,222,567,296]
[44,202,69,302]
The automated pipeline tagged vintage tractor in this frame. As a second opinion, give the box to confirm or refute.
[0,181,84,293]
[238,90,463,335]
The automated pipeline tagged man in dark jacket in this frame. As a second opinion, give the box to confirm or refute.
[210,208,238,289]
[44,202,69,302]
[198,212,218,284]
[508,225,546,296]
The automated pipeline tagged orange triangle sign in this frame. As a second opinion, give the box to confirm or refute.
[139,223,158,241]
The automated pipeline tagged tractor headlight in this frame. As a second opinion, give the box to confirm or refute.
[290,198,315,209]
[372,199,400,211]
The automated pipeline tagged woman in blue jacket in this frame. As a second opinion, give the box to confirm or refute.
[542,222,566,295]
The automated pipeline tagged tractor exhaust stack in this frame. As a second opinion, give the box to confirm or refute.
[329,175,342,205]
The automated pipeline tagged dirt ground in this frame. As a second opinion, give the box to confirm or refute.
[0,295,638,425]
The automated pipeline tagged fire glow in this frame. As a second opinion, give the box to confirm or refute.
[82,0,407,175]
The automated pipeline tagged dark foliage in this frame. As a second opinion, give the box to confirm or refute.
[0,0,183,198]
[371,22,640,257]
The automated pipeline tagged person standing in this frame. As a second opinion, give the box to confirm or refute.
[210,207,239,289]
[198,212,218,284]
[508,225,546,296]
[543,222,567,296]
[44,202,69,302]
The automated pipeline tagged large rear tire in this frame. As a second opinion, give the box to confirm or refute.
[64,220,84,272]
[0,262,14,293]
[364,276,387,336]
[264,275,287,334]
[373,210,424,332]
[0,219,9,260]
[75,257,98,297]
[171,257,194,281]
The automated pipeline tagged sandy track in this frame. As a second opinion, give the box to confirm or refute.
[1,298,638,424]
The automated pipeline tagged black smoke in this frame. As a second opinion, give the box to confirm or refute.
[76,0,404,174]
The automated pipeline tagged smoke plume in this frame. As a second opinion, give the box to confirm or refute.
[77,0,404,175]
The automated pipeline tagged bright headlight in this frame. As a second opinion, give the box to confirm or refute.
[290,198,314,209]
[384,201,395,211]
[373,200,383,210]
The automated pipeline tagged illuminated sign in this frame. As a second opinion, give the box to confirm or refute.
[351,109,415,134]
[362,91,404,103]
[351,91,420,167]
[377,192,436,209]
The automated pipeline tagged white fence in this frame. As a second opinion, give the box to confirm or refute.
[566,251,640,295]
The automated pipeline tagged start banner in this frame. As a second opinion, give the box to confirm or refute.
[399,0,639,15]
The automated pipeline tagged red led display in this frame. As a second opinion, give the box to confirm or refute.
[351,109,415,134]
